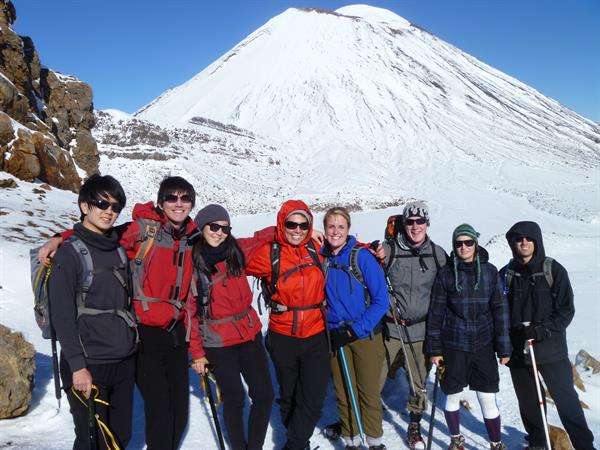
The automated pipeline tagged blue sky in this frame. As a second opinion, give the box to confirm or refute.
[13,0,600,121]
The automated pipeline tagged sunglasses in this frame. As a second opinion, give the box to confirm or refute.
[88,198,123,214]
[207,223,232,234]
[454,239,476,248]
[284,220,309,231]
[405,218,427,226]
[164,193,193,204]
[512,235,533,244]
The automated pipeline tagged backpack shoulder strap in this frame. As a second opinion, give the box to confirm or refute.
[384,238,397,274]
[349,245,365,286]
[133,218,161,263]
[269,241,281,293]
[66,237,94,306]
[543,257,554,288]
[430,240,446,270]
[305,240,323,274]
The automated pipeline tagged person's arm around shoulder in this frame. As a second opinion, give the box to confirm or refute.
[244,241,272,278]
[489,265,512,364]
[48,244,93,397]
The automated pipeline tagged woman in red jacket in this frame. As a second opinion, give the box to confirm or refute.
[190,204,274,450]
[245,199,329,450]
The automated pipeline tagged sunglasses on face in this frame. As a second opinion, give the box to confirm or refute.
[512,235,533,244]
[454,239,476,248]
[164,193,193,204]
[284,220,309,231]
[88,198,123,214]
[207,223,232,234]
[405,218,427,226]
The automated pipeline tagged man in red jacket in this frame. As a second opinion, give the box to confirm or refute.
[40,176,203,450]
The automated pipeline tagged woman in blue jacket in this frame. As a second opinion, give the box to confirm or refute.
[322,207,389,450]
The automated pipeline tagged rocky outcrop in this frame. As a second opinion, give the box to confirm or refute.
[0,324,35,419]
[0,0,98,191]
[549,425,573,450]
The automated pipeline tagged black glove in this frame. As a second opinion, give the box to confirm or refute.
[329,324,358,350]
[522,325,549,342]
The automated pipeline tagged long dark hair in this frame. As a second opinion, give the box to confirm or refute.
[193,233,246,278]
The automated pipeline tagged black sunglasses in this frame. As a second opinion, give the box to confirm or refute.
[88,198,123,214]
[512,235,533,244]
[405,218,427,226]
[164,193,193,204]
[454,239,475,248]
[284,220,309,231]
[207,223,232,234]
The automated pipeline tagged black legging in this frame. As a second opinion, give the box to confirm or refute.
[136,322,189,450]
[510,357,595,450]
[206,333,275,450]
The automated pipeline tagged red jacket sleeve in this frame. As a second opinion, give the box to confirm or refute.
[238,226,276,262]
[186,285,205,360]
[244,242,272,278]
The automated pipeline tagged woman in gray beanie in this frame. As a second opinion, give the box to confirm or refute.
[426,224,512,450]
[189,204,275,450]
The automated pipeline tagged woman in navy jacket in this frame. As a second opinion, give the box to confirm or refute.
[426,224,511,450]
[321,207,388,450]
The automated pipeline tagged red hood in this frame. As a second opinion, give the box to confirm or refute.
[276,199,313,246]
[131,201,197,234]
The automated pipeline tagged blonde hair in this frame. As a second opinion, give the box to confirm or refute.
[323,206,351,228]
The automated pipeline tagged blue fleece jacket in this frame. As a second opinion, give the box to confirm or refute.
[322,235,389,339]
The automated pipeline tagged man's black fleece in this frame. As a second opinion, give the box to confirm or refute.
[49,223,136,372]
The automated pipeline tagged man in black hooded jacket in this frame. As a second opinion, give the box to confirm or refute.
[500,221,594,450]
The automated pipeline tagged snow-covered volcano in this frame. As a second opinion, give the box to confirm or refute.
[136,5,598,199]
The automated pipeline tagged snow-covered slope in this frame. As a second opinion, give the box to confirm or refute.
[136,5,599,208]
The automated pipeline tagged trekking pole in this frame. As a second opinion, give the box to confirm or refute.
[203,372,226,450]
[339,346,366,445]
[385,276,417,397]
[426,367,440,450]
[88,391,98,450]
[399,322,427,390]
[522,322,552,450]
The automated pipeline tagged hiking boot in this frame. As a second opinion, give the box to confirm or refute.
[490,443,507,450]
[323,421,342,441]
[345,446,360,450]
[407,422,425,450]
[368,445,387,450]
[448,435,465,450]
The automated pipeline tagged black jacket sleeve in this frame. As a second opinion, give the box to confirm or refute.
[539,261,575,339]
[48,245,86,372]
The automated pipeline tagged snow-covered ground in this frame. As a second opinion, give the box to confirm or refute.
[0,172,598,449]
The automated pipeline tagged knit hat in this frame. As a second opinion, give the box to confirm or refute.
[452,223,480,244]
[451,223,481,292]
[194,204,230,230]
[403,201,430,225]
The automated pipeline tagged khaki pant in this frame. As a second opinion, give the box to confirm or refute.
[331,333,385,439]
[380,337,430,415]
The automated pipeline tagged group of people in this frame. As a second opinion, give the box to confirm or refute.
[38,174,595,450]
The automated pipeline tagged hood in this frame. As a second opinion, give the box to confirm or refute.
[132,201,196,236]
[275,199,313,246]
[505,221,545,266]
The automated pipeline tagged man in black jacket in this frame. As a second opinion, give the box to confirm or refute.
[49,175,137,449]
[501,221,594,450]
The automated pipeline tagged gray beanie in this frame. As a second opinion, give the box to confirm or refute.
[194,204,230,230]
[403,201,430,225]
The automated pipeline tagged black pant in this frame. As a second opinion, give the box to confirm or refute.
[510,357,595,450]
[441,344,499,395]
[61,354,135,450]
[136,322,189,450]
[206,333,275,450]
[267,330,330,450]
